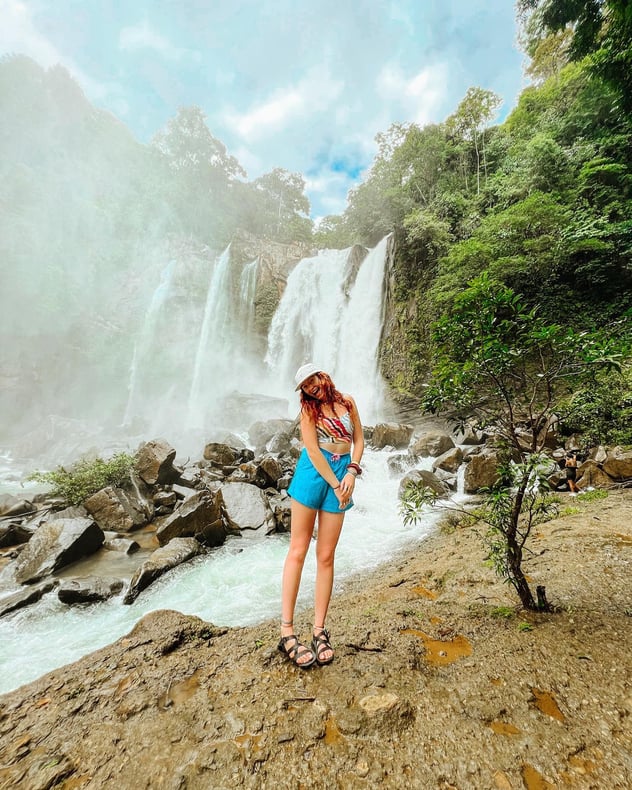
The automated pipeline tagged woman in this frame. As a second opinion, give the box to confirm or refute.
[278,363,364,668]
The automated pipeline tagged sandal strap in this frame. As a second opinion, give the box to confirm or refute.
[278,635,315,665]
[312,628,332,655]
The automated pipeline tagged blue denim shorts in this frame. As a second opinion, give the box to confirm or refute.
[288,448,354,513]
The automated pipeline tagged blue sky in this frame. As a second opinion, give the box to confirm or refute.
[2,0,526,219]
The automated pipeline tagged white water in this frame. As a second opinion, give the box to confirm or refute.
[0,448,439,695]
[186,245,232,428]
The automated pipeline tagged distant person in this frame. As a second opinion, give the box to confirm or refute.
[278,363,364,668]
[564,451,580,494]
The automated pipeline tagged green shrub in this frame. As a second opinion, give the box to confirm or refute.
[28,452,136,506]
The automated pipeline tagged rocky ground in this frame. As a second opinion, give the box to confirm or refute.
[0,489,630,790]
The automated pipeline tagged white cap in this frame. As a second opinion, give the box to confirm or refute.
[294,362,321,391]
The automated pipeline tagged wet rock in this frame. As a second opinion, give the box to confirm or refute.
[372,422,414,449]
[123,538,205,604]
[220,482,276,536]
[0,494,34,518]
[84,486,149,533]
[387,453,418,475]
[136,439,178,485]
[432,447,463,474]
[0,521,35,548]
[103,537,140,554]
[153,491,177,508]
[58,576,124,604]
[410,431,455,458]
[155,490,228,547]
[0,579,58,617]
[13,517,104,584]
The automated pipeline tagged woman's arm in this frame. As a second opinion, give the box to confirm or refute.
[339,396,364,498]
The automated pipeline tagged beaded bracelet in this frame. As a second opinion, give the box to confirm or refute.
[346,468,358,477]
[347,462,362,476]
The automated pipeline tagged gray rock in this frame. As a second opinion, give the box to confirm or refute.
[152,490,177,508]
[220,482,276,536]
[249,419,295,450]
[372,423,414,450]
[0,521,35,548]
[398,469,450,500]
[256,456,283,487]
[203,443,241,466]
[123,537,205,604]
[410,431,455,458]
[0,580,58,618]
[0,494,34,518]
[136,438,178,485]
[58,576,124,604]
[432,447,463,474]
[84,486,148,533]
[13,517,104,584]
[156,490,228,547]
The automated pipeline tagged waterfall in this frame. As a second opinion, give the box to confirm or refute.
[239,257,258,340]
[186,244,232,429]
[122,259,176,426]
[265,236,391,422]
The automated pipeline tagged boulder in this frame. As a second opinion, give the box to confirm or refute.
[463,450,501,494]
[203,443,241,466]
[588,445,608,465]
[372,423,414,450]
[58,576,124,604]
[397,469,449,500]
[84,486,149,533]
[0,494,34,518]
[249,419,296,450]
[602,446,632,481]
[577,461,616,490]
[0,580,58,618]
[13,517,104,584]
[410,432,455,458]
[266,432,295,454]
[123,538,205,604]
[155,490,228,547]
[220,482,276,536]
[454,426,486,446]
[432,447,463,474]
[256,456,283,487]
[0,521,36,548]
[136,439,178,485]
[153,491,177,508]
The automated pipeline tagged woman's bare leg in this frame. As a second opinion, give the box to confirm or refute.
[313,510,345,662]
[280,501,317,665]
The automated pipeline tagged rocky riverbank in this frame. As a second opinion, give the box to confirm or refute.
[1,488,630,789]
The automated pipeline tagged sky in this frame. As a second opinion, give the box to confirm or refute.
[2,0,526,219]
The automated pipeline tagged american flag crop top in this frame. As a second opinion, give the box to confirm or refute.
[316,411,353,444]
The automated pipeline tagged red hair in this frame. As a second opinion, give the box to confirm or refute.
[299,371,352,422]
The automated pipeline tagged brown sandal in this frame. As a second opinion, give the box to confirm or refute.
[277,635,316,669]
[311,627,334,665]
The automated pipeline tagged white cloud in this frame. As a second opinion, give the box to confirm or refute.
[376,63,448,126]
[224,67,344,141]
[1,0,68,68]
[119,22,189,61]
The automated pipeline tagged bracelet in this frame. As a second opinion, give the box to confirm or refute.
[347,462,362,476]
[332,483,340,489]
[346,469,358,477]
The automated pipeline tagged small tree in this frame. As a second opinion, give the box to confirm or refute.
[408,273,622,610]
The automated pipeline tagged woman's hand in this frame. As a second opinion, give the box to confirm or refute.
[337,472,355,507]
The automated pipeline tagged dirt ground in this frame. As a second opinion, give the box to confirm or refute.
[0,489,630,790]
